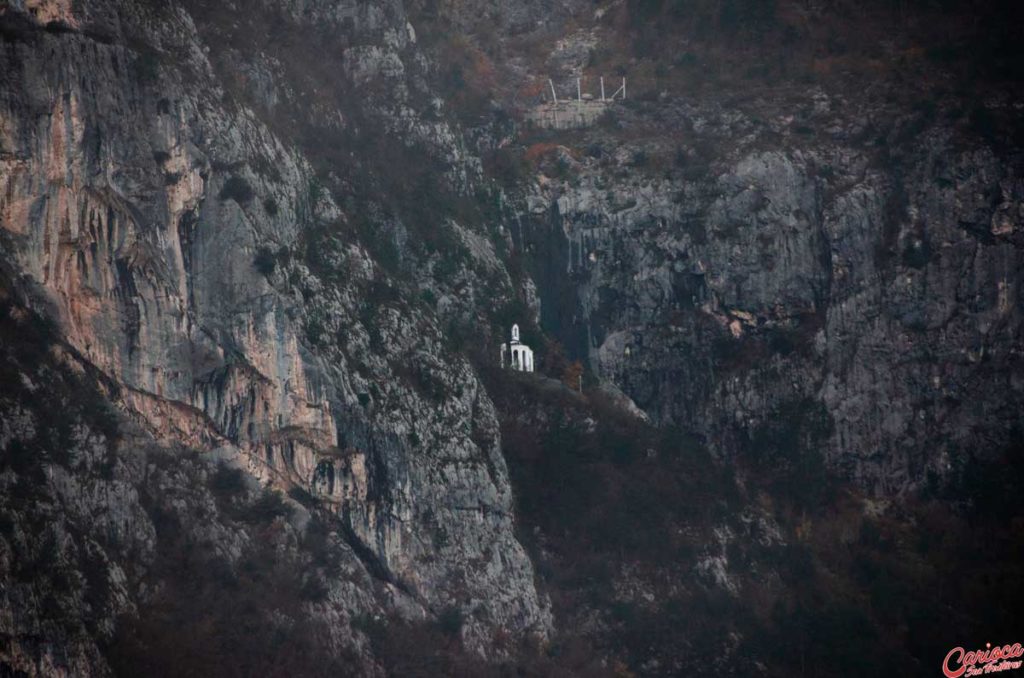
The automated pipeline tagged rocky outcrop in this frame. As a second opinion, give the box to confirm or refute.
[0,293,387,675]
[0,0,549,670]
[513,95,1024,494]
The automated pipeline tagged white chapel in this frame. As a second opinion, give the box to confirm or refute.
[500,324,535,372]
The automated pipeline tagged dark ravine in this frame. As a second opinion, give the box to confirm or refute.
[1,0,1023,675]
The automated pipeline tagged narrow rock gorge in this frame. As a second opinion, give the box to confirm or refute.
[1,0,1022,675]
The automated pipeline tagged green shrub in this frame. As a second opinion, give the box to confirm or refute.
[132,47,160,84]
[305,314,326,346]
[901,240,930,269]
[219,175,254,204]
[253,246,277,277]
[301,576,329,602]
[288,485,316,508]
[209,465,246,499]
[238,489,291,524]
[437,606,464,637]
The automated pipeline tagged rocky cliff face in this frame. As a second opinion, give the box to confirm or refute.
[0,282,422,675]
[1,0,549,672]
[516,101,1024,494]
[2,0,1023,675]
[454,0,1024,497]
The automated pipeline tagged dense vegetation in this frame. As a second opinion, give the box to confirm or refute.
[489,370,1024,676]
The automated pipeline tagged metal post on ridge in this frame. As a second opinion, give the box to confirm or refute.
[609,77,626,100]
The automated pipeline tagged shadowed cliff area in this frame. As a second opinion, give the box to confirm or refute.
[491,370,1024,675]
